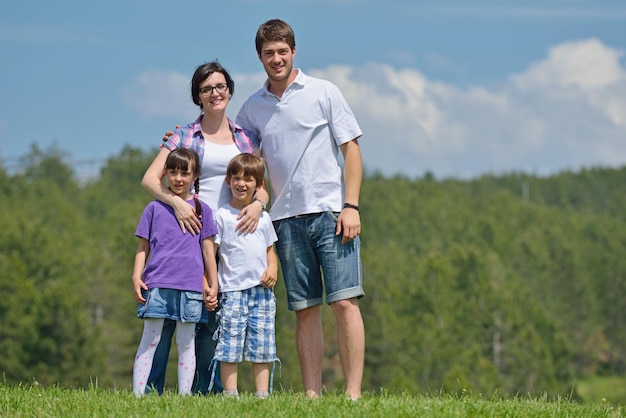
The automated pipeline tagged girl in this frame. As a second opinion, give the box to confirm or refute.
[131,148,218,397]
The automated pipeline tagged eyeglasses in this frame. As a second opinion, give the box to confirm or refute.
[199,84,228,95]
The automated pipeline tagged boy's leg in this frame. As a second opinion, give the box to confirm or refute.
[220,362,238,394]
[245,287,278,396]
[252,362,270,394]
[145,318,175,394]
[214,291,246,396]
[175,321,196,395]
[133,318,165,397]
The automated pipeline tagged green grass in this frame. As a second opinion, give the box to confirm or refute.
[0,384,623,418]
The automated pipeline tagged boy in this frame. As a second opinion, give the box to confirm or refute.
[210,153,279,398]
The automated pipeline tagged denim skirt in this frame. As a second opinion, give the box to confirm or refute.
[137,287,203,323]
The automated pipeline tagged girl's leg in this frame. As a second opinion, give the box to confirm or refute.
[220,362,239,396]
[252,362,270,398]
[175,321,196,395]
[133,318,165,397]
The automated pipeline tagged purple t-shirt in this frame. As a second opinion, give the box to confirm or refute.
[135,200,217,293]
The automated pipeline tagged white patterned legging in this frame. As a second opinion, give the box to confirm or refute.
[133,318,196,397]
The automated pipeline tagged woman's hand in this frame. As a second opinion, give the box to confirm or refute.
[172,196,202,235]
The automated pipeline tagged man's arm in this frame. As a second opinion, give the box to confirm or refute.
[337,138,363,244]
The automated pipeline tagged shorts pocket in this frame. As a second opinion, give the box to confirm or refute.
[180,291,203,322]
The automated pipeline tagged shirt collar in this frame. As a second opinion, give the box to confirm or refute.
[191,115,203,136]
[263,68,305,97]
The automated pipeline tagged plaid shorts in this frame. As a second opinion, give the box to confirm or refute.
[214,286,277,363]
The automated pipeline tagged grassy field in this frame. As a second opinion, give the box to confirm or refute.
[0,384,623,418]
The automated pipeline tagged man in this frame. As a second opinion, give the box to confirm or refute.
[236,19,365,400]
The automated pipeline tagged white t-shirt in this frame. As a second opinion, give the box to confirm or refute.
[236,70,362,220]
[198,142,240,215]
[214,204,278,292]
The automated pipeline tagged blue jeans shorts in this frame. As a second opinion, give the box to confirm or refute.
[273,211,364,311]
[137,287,203,323]
[214,286,277,363]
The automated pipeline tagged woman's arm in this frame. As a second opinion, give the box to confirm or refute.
[141,147,201,234]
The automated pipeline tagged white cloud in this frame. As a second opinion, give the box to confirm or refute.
[511,38,624,91]
[315,38,626,179]
[124,38,626,180]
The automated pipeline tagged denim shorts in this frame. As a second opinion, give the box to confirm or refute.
[214,286,277,363]
[137,287,203,323]
[273,211,364,311]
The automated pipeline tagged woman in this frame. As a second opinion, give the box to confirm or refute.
[140,61,269,395]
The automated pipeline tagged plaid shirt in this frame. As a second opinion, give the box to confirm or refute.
[161,116,259,163]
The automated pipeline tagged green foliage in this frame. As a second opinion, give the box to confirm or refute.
[1,145,625,401]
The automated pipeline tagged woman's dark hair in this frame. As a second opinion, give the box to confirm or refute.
[165,148,202,217]
[190,61,235,110]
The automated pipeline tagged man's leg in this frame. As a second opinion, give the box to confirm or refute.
[330,297,364,399]
[295,305,323,398]
[273,215,325,398]
[145,318,175,395]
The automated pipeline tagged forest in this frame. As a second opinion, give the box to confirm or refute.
[1,144,625,399]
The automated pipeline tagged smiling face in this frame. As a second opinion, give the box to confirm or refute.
[259,41,296,87]
[198,71,230,114]
[225,171,259,208]
[165,165,195,200]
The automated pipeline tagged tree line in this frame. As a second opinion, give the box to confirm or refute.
[1,144,624,397]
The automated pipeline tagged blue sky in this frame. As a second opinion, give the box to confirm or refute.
[1,0,625,179]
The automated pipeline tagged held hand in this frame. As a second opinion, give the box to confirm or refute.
[132,278,148,304]
[336,208,361,244]
[173,197,201,235]
[204,287,218,311]
[236,200,263,234]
